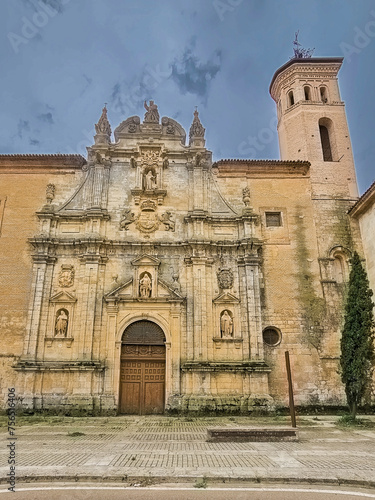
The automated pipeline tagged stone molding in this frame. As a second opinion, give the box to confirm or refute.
[181,361,271,372]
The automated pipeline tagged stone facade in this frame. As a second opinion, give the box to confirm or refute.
[0,57,370,415]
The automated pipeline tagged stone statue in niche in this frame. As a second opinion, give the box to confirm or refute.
[55,309,69,337]
[144,170,157,190]
[139,273,152,298]
[144,100,160,123]
[220,310,233,338]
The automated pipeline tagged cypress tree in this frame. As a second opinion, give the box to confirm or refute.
[340,251,375,418]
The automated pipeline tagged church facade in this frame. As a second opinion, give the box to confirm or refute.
[0,56,369,415]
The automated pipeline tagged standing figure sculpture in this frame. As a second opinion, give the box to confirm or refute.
[139,273,152,298]
[144,100,160,123]
[220,310,233,337]
[145,170,157,190]
[55,310,68,337]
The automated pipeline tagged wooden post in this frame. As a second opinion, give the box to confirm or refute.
[285,351,297,428]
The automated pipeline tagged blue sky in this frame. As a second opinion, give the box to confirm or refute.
[2,0,375,193]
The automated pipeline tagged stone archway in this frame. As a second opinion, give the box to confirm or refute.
[119,320,166,415]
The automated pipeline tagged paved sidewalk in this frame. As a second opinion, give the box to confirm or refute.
[1,415,375,487]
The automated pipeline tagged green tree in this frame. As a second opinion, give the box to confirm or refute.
[340,251,375,418]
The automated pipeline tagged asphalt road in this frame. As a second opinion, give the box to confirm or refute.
[2,485,375,499]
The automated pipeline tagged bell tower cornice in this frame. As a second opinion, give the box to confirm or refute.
[270,57,344,102]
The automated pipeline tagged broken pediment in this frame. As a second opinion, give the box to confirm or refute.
[157,279,184,300]
[131,254,160,268]
[210,174,239,216]
[104,277,183,302]
[114,116,141,140]
[49,291,77,303]
[213,291,240,304]
[105,279,133,301]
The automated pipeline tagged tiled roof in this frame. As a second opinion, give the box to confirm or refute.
[348,179,375,216]
[215,159,309,165]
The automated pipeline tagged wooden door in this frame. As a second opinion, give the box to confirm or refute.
[120,345,165,415]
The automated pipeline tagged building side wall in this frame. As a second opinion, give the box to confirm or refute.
[0,166,83,404]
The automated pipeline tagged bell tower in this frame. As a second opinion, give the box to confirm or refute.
[270,57,359,198]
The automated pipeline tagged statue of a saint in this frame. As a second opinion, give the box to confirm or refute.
[139,273,152,298]
[220,310,233,337]
[144,100,160,123]
[55,310,68,337]
[145,170,157,190]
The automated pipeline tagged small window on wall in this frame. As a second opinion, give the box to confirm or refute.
[288,90,295,107]
[333,256,345,283]
[331,251,349,283]
[265,212,282,227]
[263,327,282,347]
[304,86,311,101]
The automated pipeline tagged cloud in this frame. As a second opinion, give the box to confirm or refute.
[80,74,92,96]
[171,40,222,101]
[37,112,54,124]
[109,63,172,116]
[20,0,66,13]
[29,138,40,146]
[17,120,30,139]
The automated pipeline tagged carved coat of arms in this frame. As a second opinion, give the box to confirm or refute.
[136,210,160,233]
[58,265,75,288]
[217,269,234,289]
[135,199,160,233]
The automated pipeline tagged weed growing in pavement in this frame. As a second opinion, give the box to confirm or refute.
[194,476,208,489]
[336,414,375,428]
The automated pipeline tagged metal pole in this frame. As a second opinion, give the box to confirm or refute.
[285,351,297,428]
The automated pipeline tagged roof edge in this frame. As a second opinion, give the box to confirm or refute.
[348,180,375,217]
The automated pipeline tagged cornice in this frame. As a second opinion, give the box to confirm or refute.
[269,57,343,99]
[213,159,310,177]
[0,154,86,172]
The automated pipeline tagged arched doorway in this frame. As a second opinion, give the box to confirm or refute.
[119,320,166,415]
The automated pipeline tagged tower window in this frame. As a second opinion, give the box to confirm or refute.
[320,87,328,103]
[319,125,333,161]
[288,90,294,107]
[304,86,311,101]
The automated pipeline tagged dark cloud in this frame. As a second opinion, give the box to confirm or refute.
[29,138,40,146]
[80,74,92,96]
[37,112,54,124]
[171,41,222,101]
[17,120,30,139]
[110,64,172,116]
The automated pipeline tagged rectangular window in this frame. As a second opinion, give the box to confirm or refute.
[265,212,282,227]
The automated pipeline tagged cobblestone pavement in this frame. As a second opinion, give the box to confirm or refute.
[1,415,375,487]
